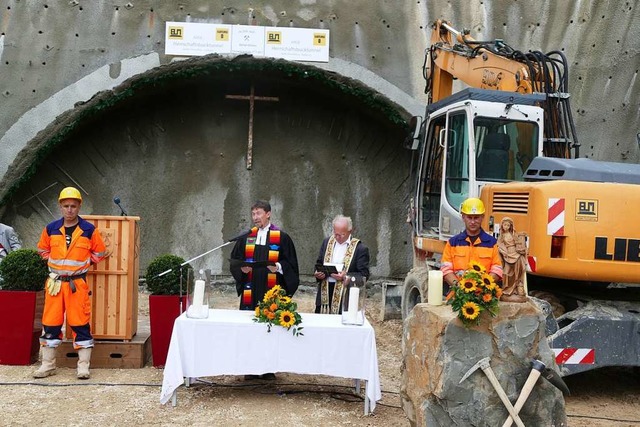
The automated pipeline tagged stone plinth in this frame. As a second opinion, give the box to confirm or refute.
[401,301,567,427]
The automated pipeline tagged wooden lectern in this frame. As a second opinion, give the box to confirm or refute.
[65,215,141,340]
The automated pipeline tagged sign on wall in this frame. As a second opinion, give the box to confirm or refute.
[165,22,329,62]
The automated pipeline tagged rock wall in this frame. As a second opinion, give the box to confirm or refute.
[402,302,567,426]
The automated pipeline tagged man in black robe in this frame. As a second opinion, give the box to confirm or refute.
[230,200,299,311]
[313,215,370,314]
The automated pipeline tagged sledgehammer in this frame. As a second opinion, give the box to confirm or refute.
[460,357,526,427]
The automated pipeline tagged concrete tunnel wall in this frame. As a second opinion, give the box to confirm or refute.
[0,1,639,279]
[1,57,413,278]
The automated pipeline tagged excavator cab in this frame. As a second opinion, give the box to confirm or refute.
[407,88,544,242]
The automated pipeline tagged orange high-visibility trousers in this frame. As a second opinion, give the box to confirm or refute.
[41,278,93,349]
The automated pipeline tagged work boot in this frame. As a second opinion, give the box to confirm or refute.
[33,347,57,378]
[77,348,92,379]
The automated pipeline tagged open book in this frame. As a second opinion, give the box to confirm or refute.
[315,262,344,275]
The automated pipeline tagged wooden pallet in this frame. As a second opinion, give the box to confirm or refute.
[56,331,150,369]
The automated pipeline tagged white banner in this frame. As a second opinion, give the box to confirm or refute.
[165,22,329,62]
[165,22,232,56]
[264,26,329,62]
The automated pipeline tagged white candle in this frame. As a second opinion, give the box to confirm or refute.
[427,270,443,306]
[193,279,205,308]
[346,286,360,323]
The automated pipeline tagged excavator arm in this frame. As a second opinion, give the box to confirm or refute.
[428,20,536,101]
[425,20,578,158]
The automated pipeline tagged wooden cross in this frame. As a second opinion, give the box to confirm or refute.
[226,83,279,170]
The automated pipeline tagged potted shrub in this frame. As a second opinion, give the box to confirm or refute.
[145,254,193,368]
[0,248,49,365]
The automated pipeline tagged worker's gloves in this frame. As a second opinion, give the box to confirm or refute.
[46,273,62,296]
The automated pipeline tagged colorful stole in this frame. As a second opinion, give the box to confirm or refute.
[241,225,281,308]
[320,236,360,314]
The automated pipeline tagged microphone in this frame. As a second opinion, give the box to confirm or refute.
[113,197,128,216]
[227,229,251,243]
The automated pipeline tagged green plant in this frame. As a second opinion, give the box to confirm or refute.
[0,248,48,291]
[144,254,193,295]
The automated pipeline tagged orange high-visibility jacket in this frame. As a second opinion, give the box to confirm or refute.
[441,229,503,278]
[37,216,106,275]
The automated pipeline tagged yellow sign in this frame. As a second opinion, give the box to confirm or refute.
[313,33,326,46]
[267,31,281,44]
[168,26,184,40]
[216,28,229,41]
[576,199,598,221]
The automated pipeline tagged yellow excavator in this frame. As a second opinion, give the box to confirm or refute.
[402,20,640,376]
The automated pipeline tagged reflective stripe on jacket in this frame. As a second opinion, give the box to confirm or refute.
[37,216,106,276]
[440,229,503,278]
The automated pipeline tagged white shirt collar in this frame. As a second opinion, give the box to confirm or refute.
[259,222,271,232]
[334,235,351,246]
[256,223,271,245]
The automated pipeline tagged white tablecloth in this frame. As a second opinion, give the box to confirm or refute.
[160,309,382,412]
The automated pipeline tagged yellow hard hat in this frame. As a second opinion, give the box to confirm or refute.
[58,187,82,202]
[460,197,485,215]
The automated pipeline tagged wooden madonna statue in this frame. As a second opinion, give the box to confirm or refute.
[497,217,528,302]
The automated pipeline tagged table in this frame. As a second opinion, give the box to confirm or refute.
[160,309,382,413]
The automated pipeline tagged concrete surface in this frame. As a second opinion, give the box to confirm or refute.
[1,1,639,277]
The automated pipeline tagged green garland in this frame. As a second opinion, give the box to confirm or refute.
[1,56,410,206]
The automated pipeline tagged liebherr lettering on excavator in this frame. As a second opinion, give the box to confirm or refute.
[400,19,640,376]
[594,237,640,262]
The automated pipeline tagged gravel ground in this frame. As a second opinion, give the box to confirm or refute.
[0,286,639,426]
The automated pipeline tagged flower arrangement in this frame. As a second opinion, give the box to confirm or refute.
[446,261,502,327]
[253,285,304,336]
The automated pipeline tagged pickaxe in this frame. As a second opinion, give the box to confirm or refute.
[459,357,526,427]
[502,359,570,427]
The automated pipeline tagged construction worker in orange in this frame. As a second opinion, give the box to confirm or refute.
[440,197,503,292]
[33,187,106,379]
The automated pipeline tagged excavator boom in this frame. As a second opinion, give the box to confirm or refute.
[429,20,534,100]
[426,20,578,158]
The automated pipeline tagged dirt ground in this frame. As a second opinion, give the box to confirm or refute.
[0,286,639,426]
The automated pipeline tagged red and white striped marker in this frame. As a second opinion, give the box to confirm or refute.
[527,256,537,272]
[553,348,595,364]
[547,198,565,236]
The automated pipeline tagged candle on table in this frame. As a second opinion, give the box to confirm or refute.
[427,270,443,306]
[346,286,360,323]
[193,279,205,309]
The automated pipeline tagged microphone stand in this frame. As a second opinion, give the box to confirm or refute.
[178,266,193,315]
[179,266,184,314]
[156,241,235,315]
[157,241,235,278]
[113,197,128,216]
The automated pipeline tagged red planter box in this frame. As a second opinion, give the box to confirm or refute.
[0,290,44,365]
[149,294,186,368]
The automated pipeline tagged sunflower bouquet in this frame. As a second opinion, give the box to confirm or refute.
[446,261,503,327]
[253,285,304,336]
